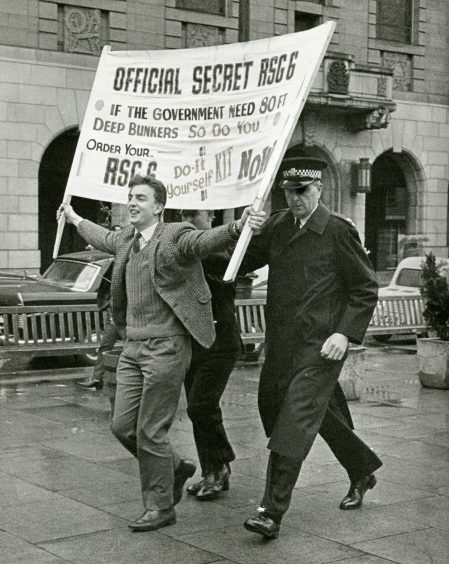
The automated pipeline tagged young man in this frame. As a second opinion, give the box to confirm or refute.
[58,175,265,532]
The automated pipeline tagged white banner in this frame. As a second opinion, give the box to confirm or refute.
[65,22,335,210]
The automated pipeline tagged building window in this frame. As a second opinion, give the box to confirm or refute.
[385,186,407,221]
[295,11,321,32]
[377,0,413,43]
[175,0,226,16]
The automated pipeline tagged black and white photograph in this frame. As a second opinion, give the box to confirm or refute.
[0,1,448,563]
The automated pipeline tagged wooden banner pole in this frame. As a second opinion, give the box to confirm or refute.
[52,45,112,260]
[223,196,265,282]
[52,194,72,259]
[223,21,336,282]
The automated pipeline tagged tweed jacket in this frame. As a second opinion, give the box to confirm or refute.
[77,220,236,348]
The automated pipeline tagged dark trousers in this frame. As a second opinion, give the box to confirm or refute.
[93,320,120,415]
[262,381,382,519]
[184,341,239,475]
[319,384,382,482]
[111,335,191,510]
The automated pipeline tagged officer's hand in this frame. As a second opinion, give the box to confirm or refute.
[320,333,349,361]
[237,207,266,233]
[57,204,83,226]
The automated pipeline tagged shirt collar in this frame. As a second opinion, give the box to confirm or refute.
[135,222,159,247]
[291,202,330,234]
[296,203,319,227]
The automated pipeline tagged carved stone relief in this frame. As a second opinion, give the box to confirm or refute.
[64,7,101,55]
[349,106,391,131]
[183,22,224,47]
[382,51,412,92]
[303,111,319,147]
[327,60,349,95]
[377,76,387,97]
[365,106,391,129]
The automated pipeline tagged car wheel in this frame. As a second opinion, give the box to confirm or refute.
[373,334,392,343]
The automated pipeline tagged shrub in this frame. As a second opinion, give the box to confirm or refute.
[420,253,449,341]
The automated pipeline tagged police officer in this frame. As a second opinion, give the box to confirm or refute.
[241,157,383,539]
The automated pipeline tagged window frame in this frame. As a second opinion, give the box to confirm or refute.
[376,0,417,45]
[175,0,227,17]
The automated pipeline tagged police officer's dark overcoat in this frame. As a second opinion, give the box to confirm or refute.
[241,202,378,458]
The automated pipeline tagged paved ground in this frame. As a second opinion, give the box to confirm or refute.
[0,346,448,564]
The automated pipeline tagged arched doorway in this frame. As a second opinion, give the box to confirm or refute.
[38,128,110,272]
[365,152,410,271]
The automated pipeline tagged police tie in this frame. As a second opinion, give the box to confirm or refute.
[132,232,142,253]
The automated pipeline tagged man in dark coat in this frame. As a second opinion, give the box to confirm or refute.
[242,157,383,539]
[181,210,241,500]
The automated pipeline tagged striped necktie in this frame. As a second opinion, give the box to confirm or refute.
[132,232,142,253]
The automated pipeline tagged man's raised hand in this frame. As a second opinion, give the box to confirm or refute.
[237,206,266,233]
[57,204,83,226]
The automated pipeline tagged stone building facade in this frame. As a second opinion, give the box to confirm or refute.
[1,0,448,277]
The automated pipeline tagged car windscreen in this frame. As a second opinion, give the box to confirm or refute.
[42,261,100,292]
[396,268,423,288]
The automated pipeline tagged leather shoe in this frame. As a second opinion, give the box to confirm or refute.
[76,377,103,390]
[339,474,377,510]
[244,510,280,539]
[196,464,230,501]
[173,459,196,505]
[187,475,230,497]
[128,507,176,532]
[186,479,204,496]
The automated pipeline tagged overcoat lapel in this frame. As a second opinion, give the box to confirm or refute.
[288,223,308,244]
[286,202,331,244]
[277,211,298,245]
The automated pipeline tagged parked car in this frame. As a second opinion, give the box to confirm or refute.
[378,256,445,298]
[372,256,449,342]
[0,250,113,305]
[248,266,268,299]
[0,250,114,364]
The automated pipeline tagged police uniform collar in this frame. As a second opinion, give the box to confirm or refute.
[300,202,330,235]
